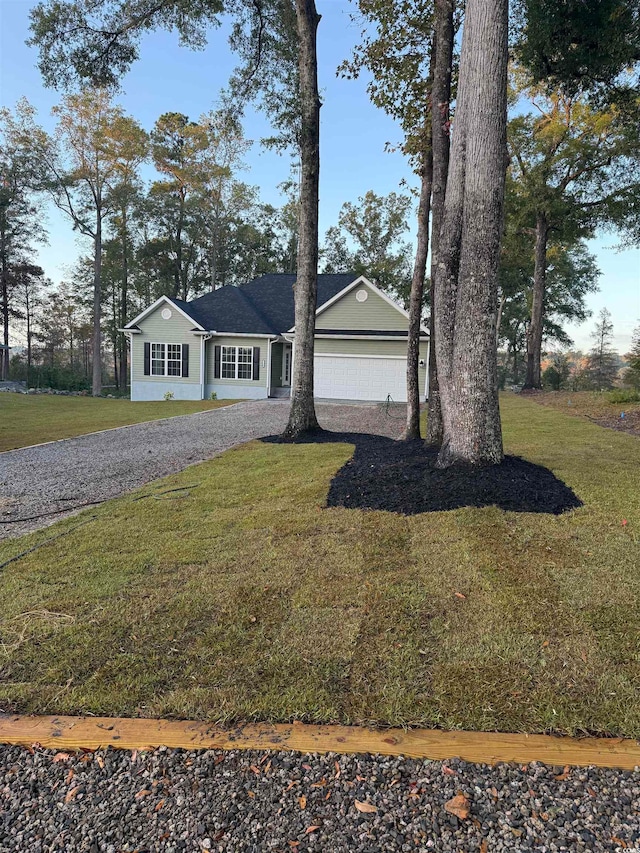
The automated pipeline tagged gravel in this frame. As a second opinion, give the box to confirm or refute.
[0,400,406,541]
[0,745,638,852]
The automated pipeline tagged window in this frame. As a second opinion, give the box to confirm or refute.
[151,343,165,376]
[148,342,187,377]
[219,345,254,380]
[167,343,182,376]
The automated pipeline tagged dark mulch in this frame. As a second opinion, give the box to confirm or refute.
[264,431,582,515]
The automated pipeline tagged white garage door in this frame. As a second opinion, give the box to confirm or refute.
[314,355,408,402]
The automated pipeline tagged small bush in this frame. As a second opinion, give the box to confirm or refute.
[209,391,218,400]
[163,390,175,401]
[607,389,640,404]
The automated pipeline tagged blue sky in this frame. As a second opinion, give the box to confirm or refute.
[1,0,638,352]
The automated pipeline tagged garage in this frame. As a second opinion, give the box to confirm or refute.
[314,354,410,402]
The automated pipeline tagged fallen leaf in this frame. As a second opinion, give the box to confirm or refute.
[263,760,272,774]
[249,765,261,775]
[135,789,151,799]
[311,778,327,788]
[288,842,300,848]
[96,755,105,769]
[53,752,71,763]
[247,791,255,798]
[214,755,225,766]
[554,766,570,781]
[444,793,470,820]
[454,592,466,599]
[542,640,550,648]
[490,787,498,799]
[442,766,457,776]
[325,791,331,801]
[354,800,377,814]
[305,826,321,835]
[286,780,297,792]
[64,786,80,804]
[622,519,628,527]
[298,795,307,810]
[302,763,312,771]
[131,750,138,764]
[334,761,341,778]
[155,799,165,812]
[612,837,628,848]
[581,650,588,663]
[480,841,488,853]
[65,769,74,785]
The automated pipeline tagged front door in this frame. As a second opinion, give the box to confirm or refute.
[282,345,292,387]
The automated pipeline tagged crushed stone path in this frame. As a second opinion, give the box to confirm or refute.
[0,400,406,540]
[1,745,638,852]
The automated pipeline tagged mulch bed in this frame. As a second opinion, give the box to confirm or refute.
[264,432,582,515]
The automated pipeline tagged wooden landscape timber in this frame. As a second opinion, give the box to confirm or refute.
[1,715,639,771]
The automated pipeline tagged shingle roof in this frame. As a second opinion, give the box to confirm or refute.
[179,274,357,335]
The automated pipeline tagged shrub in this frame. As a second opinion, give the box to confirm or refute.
[607,389,640,404]
[163,390,175,401]
[209,391,218,400]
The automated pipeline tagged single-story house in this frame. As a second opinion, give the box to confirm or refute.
[122,273,429,403]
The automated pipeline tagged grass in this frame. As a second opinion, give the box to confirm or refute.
[530,389,640,420]
[0,394,638,736]
[0,394,236,452]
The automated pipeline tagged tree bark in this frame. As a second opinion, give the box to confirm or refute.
[426,0,454,448]
[433,0,508,467]
[405,145,433,440]
[282,0,321,440]
[91,212,102,396]
[523,212,548,389]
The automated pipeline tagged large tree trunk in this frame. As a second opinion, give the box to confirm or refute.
[405,145,433,440]
[427,0,455,447]
[432,0,508,467]
[91,214,102,397]
[282,0,321,440]
[523,212,548,389]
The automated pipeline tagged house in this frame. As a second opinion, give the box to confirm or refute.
[122,274,429,403]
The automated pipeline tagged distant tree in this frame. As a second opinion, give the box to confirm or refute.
[623,325,640,389]
[542,353,571,390]
[587,308,619,389]
[507,80,640,389]
[322,190,413,301]
[9,263,46,384]
[0,100,47,380]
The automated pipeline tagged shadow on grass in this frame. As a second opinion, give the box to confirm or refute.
[263,430,583,515]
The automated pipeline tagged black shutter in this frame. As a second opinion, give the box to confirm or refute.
[252,347,260,381]
[144,342,151,376]
[182,343,189,377]
[214,345,221,379]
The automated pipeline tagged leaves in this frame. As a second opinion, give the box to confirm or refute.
[298,795,307,810]
[64,786,80,803]
[354,799,378,814]
[52,752,71,763]
[554,766,570,781]
[444,793,470,820]
[305,825,321,835]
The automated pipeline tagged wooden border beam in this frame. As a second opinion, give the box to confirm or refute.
[1,715,639,770]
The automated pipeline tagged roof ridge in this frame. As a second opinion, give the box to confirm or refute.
[235,279,281,335]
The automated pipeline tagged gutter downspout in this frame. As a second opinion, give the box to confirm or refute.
[199,333,214,399]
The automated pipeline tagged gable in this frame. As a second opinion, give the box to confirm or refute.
[136,301,200,338]
[316,282,409,332]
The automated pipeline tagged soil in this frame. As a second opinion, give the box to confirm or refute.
[264,431,582,516]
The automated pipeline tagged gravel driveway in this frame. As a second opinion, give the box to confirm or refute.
[0,400,406,540]
[1,745,638,852]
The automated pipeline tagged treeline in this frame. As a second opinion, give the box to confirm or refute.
[1,94,299,391]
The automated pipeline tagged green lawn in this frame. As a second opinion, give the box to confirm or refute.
[0,394,236,452]
[0,394,638,736]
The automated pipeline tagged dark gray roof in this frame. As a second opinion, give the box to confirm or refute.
[176,274,358,335]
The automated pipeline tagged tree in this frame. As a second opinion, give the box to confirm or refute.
[9,263,46,384]
[432,0,508,466]
[321,191,413,300]
[339,0,455,440]
[508,81,640,389]
[0,100,47,380]
[587,307,619,389]
[623,325,640,389]
[32,89,133,395]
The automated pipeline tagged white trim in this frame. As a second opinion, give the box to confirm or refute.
[119,327,141,334]
[200,334,212,399]
[314,334,428,341]
[124,295,205,331]
[211,332,276,339]
[314,352,407,360]
[266,338,272,397]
